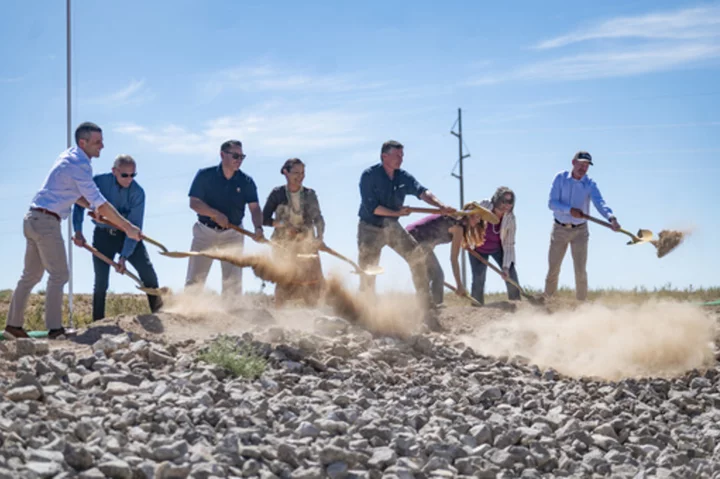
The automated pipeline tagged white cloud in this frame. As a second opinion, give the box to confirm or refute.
[536,6,720,49]
[87,79,152,106]
[468,43,720,85]
[114,107,367,158]
[466,6,720,86]
[199,64,384,100]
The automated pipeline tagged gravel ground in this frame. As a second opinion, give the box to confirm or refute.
[1,304,719,478]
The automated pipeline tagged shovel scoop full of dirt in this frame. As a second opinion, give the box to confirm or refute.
[652,230,685,258]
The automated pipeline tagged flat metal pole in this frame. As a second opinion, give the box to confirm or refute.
[66,0,74,328]
[458,108,466,287]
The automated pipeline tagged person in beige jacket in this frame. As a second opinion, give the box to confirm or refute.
[470,187,520,305]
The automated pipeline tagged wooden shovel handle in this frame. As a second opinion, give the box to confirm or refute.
[443,281,482,307]
[405,207,445,215]
[577,212,638,241]
[81,243,143,286]
[87,212,168,252]
[318,244,362,272]
[465,247,526,295]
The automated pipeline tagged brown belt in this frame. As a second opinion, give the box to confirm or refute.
[30,207,61,221]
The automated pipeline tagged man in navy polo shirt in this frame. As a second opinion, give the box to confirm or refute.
[185,140,264,295]
[358,140,455,322]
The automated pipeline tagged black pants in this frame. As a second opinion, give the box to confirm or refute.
[468,249,520,305]
[92,227,162,321]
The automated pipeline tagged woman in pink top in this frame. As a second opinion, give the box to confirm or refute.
[470,187,520,305]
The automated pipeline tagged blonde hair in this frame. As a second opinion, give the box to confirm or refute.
[460,202,487,249]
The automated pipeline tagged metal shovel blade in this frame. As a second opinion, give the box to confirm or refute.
[626,229,654,245]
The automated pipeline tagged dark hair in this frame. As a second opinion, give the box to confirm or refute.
[74,122,102,145]
[220,140,243,153]
[491,186,516,212]
[381,140,404,156]
[281,158,304,174]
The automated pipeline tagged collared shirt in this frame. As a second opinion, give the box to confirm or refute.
[358,163,427,227]
[548,171,613,225]
[188,163,259,227]
[72,173,146,258]
[30,146,107,219]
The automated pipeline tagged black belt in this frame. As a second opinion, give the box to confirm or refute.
[199,218,228,231]
[30,207,60,221]
[555,219,585,228]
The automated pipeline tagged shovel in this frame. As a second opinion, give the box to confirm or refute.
[318,244,384,276]
[465,248,544,306]
[81,244,167,296]
[443,281,482,307]
[88,212,169,253]
[222,223,318,259]
[578,212,653,246]
[405,206,500,224]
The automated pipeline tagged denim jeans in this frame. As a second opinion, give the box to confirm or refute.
[468,249,520,305]
[92,227,162,320]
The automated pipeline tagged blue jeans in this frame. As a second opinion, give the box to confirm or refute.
[92,227,162,320]
[469,249,520,305]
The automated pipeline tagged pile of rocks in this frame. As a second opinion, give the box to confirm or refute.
[1,316,719,478]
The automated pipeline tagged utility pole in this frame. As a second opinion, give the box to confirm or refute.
[451,108,470,287]
[66,0,74,329]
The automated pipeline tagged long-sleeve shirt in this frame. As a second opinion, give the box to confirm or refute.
[358,163,427,227]
[548,171,614,225]
[30,146,107,219]
[73,173,146,258]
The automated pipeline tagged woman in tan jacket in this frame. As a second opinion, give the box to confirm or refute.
[471,186,520,305]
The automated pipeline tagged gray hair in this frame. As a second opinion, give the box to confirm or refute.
[491,186,515,211]
[113,154,136,169]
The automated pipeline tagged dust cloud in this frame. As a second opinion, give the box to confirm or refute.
[652,229,688,258]
[158,247,426,338]
[462,301,716,380]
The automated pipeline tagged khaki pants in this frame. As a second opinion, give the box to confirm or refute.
[8,210,69,330]
[185,222,245,295]
[544,222,589,301]
[357,220,430,306]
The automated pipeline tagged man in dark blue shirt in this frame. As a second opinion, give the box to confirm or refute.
[73,154,162,320]
[185,139,264,295]
[358,140,454,326]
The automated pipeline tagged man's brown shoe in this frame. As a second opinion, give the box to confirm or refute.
[3,326,30,339]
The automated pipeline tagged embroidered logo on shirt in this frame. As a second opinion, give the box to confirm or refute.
[236,187,241,193]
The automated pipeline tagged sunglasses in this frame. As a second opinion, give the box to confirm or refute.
[501,197,514,204]
[120,172,137,178]
[225,152,247,160]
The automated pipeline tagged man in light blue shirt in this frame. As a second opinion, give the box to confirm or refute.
[5,122,142,340]
[73,155,162,321]
[544,151,621,301]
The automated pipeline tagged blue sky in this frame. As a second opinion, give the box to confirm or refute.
[1,1,719,297]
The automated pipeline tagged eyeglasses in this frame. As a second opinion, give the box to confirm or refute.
[224,151,247,160]
[120,173,137,178]
[501,197,514,205]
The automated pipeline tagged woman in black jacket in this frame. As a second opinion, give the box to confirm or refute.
[262,158,325,306]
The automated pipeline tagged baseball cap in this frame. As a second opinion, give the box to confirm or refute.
[573,151,593,165]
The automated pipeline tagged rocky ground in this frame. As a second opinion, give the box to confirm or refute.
[1,304,720,478]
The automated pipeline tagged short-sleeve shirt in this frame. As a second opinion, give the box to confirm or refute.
[358,163,427,227]
[188,164,259,227]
